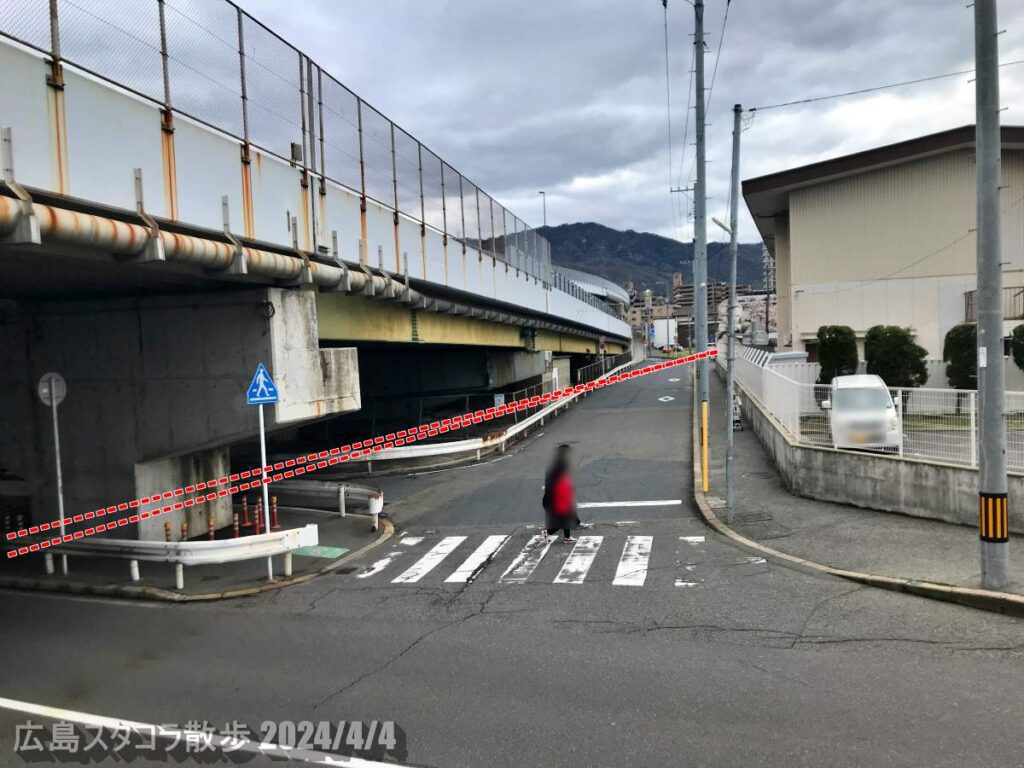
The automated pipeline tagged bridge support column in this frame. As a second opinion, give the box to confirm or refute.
[0,288,359,541]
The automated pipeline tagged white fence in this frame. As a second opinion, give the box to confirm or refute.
[748,354,1024,392]
[725,344,1024,472]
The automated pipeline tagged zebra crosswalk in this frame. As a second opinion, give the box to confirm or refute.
[345,529,742,589]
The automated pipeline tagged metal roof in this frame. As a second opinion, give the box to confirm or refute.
[743,125,1024,250]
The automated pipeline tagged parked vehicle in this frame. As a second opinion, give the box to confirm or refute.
[822,374,901,452]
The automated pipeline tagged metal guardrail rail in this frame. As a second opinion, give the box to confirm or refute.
[342,353,639,472]
[48,524,318,590]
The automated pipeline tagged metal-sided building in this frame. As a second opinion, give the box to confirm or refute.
[743,125,1024,360]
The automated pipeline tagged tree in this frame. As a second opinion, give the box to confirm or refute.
[1011,324,1024,372]
[943,323,977,389]
[816,325,858,386]
[943,323,977,415]
[865,325,928,388]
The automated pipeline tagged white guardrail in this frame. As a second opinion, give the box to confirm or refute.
[51,524,318,590]
[359,354,640,470]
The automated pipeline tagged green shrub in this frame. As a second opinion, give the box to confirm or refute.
[816,325,858,385]
[865,325,928,388]
[1011,324,1024,372]
[943,323,977,390]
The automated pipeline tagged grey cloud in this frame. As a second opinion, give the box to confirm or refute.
[221,1,1024,238]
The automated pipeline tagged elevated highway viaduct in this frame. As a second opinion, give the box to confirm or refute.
[0,18,629,541]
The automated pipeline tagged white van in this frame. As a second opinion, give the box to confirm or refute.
[821,374,902,452]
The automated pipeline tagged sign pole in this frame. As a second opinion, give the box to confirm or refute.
[49,378,68,576]
[258,402,273,582]
[246,362,280,582]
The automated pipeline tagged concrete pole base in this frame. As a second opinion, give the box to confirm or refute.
[980,540,1010,590]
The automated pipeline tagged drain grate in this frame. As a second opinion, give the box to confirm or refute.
[734,511,772,523]
[741,471,776,480]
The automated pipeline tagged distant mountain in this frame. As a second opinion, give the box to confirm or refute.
[538,222,764,294]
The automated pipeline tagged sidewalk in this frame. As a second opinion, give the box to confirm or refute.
[0,505,387,600]
[704,371,1024,597]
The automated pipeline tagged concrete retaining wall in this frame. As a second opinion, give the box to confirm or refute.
[737,379,1024,534]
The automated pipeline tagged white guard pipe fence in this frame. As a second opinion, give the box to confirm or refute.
[725,343,1024,472]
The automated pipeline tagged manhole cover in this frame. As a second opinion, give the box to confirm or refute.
[741,471,775,480]
[735,511,772,523]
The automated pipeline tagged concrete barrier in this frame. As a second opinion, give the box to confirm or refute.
[736,378,1024,534]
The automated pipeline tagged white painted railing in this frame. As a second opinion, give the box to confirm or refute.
[51,524,318,590]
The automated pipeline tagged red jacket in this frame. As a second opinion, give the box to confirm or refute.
[550,473,576,517]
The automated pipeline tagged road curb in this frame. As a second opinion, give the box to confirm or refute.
[0,513,394,603]
[689,381,1024,619]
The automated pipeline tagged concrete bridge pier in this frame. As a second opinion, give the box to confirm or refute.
[0,288,359,541]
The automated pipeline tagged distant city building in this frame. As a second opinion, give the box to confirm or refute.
[743,125,1024,360]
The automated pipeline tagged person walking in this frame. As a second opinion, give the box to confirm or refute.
[541,444,577,543]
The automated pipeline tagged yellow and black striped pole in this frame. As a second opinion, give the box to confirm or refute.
[974,0,1010,589]
[979,492,1009,545]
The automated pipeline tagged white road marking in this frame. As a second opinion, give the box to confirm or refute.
[357,550,405,578]
[613,535,653,586]
[553,536,603,584]
[0,696,407,766]
[578,500,682,508]
[668,377,681,382]
[500,535,553,583]
[675,580,699,588]
[445,535,510,583]
[681,535,705,545]
[747,556,767,565]
[399,537,424,546]
[391,536,466,583]
[658,396,675,402]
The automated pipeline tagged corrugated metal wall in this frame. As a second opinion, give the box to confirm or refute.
[779,147,1024,356]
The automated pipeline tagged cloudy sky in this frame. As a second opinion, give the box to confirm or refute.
[234,0,1024,242]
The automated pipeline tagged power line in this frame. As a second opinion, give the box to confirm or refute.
[674,43,696,239]
[749,58,1024,113]
[662,0,678,237]
[704,0,731,117]
[680,0,732,208]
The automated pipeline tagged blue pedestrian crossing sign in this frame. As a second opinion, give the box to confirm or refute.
[246,363,279,405]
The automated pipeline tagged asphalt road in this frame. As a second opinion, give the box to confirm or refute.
[3,362,1024,767]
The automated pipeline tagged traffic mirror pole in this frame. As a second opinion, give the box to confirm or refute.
[37,372,68,576]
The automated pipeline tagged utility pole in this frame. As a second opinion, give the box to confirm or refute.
[693,0,710,490]
[726,104,741,509]
[539,190,546,227]
[974,0,1009,589]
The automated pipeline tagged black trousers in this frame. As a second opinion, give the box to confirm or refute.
[546,523,571,539]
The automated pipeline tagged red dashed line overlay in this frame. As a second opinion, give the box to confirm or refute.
[5,351,715,559]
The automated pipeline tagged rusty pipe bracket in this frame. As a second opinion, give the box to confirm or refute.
[281,216,313,288]
[217,195,248,276]
[356,263,377,297]
[45,59,65,91]
[0,128,41,245]
[122,168,166,263]
[400,251,414,304]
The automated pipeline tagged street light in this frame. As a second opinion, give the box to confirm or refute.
[538,191,546,227]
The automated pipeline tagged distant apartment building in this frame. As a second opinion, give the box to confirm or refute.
[743,125,1024,360]
[673,281,747,313]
